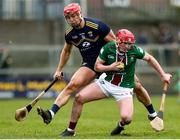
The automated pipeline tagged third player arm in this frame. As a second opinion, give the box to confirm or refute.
[104,30,116,42]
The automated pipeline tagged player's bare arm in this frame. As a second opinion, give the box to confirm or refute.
[142,52,172,84]
[54,43,73,79]
[104,30,116,42]
[95,57,121,72]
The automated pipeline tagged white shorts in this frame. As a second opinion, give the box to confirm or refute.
[96,79,133,101]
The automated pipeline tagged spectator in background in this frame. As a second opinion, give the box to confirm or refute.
[157,23,175,65]
[176,30,180,44]
[0,47,12,78]
[136,28,149,45]
[157,23,174,44]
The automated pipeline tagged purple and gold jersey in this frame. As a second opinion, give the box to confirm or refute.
[65,17,110,68]
[99,41,145,88]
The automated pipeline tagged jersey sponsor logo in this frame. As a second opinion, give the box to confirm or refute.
[82,41,91,48]
[80,45,95,52]
[71,35,99,47]
[108,55,114,59]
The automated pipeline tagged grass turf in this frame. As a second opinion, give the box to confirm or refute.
[0,95,179,139]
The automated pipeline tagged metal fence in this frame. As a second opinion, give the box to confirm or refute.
[0,44,179,75]
[0,44,179,94]
[0,0,179,94]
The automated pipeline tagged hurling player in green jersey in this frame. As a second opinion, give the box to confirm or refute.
[67,29,172,135]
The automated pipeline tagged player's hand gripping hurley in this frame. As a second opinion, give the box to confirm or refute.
[15,78,58,122]
[150,82,168,131]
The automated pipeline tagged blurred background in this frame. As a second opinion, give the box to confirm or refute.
[0,0,179,99]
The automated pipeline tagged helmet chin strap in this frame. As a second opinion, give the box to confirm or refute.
[116,44,127,53]
[78,17,83,26]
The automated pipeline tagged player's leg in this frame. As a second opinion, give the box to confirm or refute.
[134,75,157,120]
[61,82,107,136]
[111,97,133,135]
[37,67,96,124]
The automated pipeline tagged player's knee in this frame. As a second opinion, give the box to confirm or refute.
[75,94,84,105]
[67,79,82,91]
[134,78,143,91]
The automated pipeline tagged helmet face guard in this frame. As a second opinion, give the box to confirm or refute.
[116,29,135,52]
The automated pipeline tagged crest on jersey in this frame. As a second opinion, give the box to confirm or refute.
[88,31,93,37]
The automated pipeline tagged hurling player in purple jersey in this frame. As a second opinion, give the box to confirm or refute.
[37,3,162,136]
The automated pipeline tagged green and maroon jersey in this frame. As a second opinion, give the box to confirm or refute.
[99,41,145,88]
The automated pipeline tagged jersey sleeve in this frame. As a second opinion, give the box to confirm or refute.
[134,46,145,59]
[65,34,72,44]
[98,21,111,38]
[99,46,108,61]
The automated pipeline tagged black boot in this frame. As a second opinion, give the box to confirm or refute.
[60,129,75,137]
[111,123,124,136]
[37,106,52,124]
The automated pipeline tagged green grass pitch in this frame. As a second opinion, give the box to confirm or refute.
[0,95,179,139]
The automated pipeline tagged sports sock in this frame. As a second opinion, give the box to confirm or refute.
[119,121,125,127]
[67,128,75,132]
[49,110,55,118]
[149,112,157,117]
[145,104,156,115]
[68,122,77,131]
[50,104,60,118]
